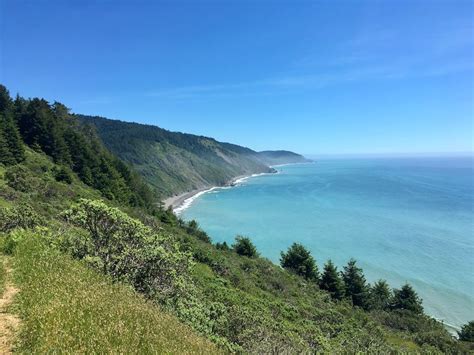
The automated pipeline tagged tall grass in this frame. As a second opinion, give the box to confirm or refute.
[11,234,219,354]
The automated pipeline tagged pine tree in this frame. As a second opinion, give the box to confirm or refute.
[319,260,344,300]
[0,85,24,164]
[390,283,423,314]
[0,115,15,165]
[280,243,319,281]
[342,258,369,309]
[0,85,13,114]
[369,279,391,310]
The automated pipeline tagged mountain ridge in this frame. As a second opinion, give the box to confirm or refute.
[76,114,309,198]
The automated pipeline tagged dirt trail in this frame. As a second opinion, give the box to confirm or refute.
[0,260,20,354]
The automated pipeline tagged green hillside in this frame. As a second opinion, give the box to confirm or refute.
[0,84,472,353]
[77,115,307,198]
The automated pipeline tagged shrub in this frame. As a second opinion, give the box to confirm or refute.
[232,235,258,258]
[458,321,474,342]
[5,165,34,192]
[0,203,44,233]
[11,233,218,354]
[185,219,211,243]
[280,243,319,281]
[53,166,73,184]
[61,199,194,301]
[216,241,230,251]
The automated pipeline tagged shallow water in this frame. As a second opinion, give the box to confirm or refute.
[181,157,474,329]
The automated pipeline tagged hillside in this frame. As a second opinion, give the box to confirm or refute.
[76,115,307,198]
[1,84,472,353]
[258,150,311,166]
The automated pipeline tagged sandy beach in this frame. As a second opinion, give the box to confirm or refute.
[162,187,211,210]
[162,172,275,212]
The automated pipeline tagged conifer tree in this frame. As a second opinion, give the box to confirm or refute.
[319,260,344,300]
[342,258,369,309]
[0,85,13,114]
[369,279,391,310]
[280,243,319,281]
[390,283,423,314]
[0,115,15,165]
[0,86,25,164]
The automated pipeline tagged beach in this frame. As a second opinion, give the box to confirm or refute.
[162,172,275,213]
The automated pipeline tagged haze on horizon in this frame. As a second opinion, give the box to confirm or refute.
[1,0,473,155]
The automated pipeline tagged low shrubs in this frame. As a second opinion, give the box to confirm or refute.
[0,203,44,233]
[61,199,193,301]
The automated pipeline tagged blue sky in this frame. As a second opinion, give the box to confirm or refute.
[1,0,473,155]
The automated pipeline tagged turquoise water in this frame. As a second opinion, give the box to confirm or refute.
[181,157,474,329]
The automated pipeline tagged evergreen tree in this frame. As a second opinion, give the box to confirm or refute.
[0,115,15,165]
[458,321,474,342]
[342,259,369,309]
[369,279,391,310]
[280,243,319,281]
[0,85,13,113]
[0,85,155,207]
[319,260,344,300]
[2,113,24,162]
[390,283,423,314]
[0,85,25,164]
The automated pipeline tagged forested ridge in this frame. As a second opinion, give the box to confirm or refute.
[77,114,308,198]
[0,84,473,353]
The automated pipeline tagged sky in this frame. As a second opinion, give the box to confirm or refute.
[1,0,473,155]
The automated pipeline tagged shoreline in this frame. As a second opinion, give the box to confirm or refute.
[163,161,312,215]
[162,171,276,215]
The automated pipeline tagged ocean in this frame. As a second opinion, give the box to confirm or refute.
[180,156,474,330]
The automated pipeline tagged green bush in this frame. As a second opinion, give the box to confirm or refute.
[61,199,194,301]
[232,235,258,258]
[185,219,211,243]
[5,165,36,192]
[0,203,44,233]
[53,165,73,184]
[215,241,230,251]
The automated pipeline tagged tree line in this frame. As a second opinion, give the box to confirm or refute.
[229,236,424,313]
[0,85,153,208]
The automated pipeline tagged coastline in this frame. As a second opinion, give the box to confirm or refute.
[163,171,275,214]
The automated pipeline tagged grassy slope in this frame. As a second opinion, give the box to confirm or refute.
[0,150,217,353]
[10,235,218,354]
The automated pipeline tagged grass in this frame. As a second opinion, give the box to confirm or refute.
[11,233,219,354]
[0,255,6,297]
